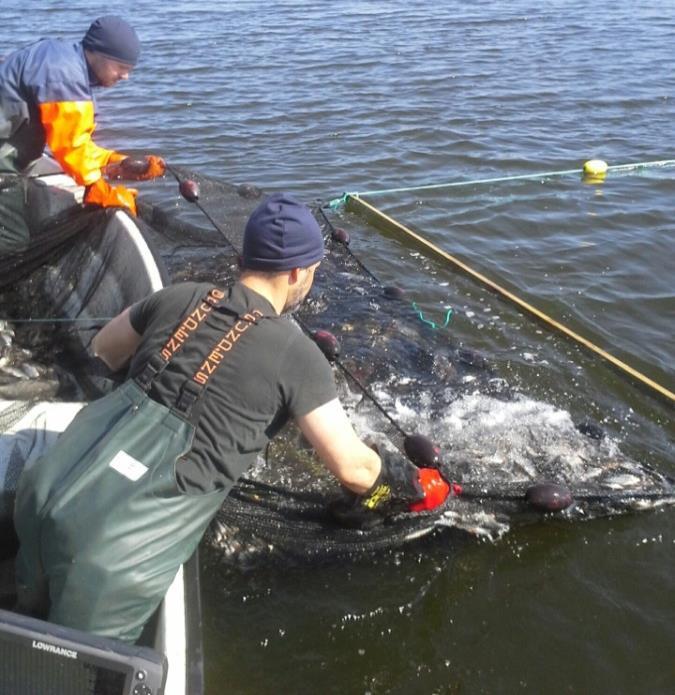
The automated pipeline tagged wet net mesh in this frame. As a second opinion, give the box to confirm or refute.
[137,169,674,568]
[2,168,672,569]
[2,205,171,401]
[0,208,115,401]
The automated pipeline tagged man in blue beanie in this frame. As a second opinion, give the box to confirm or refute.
[14,193,448,643]
[0,15,164,253]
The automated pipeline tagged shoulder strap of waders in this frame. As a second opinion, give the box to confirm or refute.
[135,286,228,392]
[172,305,267,418]
[134,285,270,419]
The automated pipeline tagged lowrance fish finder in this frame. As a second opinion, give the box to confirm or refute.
[0,608,166,695]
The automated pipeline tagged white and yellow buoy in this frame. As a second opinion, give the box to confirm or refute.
[582,159,608,183]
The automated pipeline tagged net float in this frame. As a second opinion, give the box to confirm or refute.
[179,179,200,202]
[404,433,441,468]
[119,158,150,177]
[383,286,405,300]
[331,227,350,245]
[525,482,574,512]
[312,329,340,362]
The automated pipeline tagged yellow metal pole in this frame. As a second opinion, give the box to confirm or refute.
[345,193,675,405]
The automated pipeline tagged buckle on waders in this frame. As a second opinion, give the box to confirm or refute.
[174,379,203,416]
[135,354,165,391]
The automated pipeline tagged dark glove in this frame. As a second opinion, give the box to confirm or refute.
[84,178,137,216]
[361,450,425,513]
[105,154,166,181]
[330,451,450,529]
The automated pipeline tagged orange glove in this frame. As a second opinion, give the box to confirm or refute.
[142,155,166,179]
[84,178,138,216]
[104,155,166,181]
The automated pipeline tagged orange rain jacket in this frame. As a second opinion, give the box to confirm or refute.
[0,38,120,183]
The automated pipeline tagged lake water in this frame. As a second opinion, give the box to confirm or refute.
[2,2,673,693]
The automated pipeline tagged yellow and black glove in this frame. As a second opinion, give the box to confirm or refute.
[330,451,428,529]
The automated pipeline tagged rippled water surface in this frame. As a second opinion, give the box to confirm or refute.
[2,2,673,693]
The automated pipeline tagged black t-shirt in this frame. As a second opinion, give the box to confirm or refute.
[128,281,337,494]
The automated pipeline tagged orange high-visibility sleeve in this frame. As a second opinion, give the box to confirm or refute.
[38,101,118,186]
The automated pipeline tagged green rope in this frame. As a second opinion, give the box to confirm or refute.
[412,303,453,330]
[327,193,350,210]
[327,158,675,206]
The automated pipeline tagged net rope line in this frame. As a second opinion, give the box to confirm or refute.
[344,194,675,405]
[315,205,454,332]
[328,157,675,206]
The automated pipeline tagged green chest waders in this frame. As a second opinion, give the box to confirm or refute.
[14,288,268,643]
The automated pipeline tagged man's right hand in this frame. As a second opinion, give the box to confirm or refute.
[84,178,138,216]
[330,451,451,528]
[105,154,166,181]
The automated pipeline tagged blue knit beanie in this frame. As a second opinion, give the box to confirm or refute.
[82,16,140,66]
[242,193,325,271]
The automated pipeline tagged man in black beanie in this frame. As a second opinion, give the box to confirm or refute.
[0,15,164,252]
[14,193,448,643]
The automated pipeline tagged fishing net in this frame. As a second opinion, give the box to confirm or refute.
[1,167,672,570]
[0,204,170,400]
[138,169,674,569]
